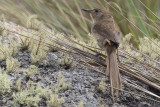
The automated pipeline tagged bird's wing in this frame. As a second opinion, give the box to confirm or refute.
[92,20,121,45]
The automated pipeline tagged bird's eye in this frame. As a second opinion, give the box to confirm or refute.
[95,9,99,13]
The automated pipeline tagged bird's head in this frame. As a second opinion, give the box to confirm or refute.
[82,8,112,22]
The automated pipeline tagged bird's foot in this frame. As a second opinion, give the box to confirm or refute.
[103,39,111,46]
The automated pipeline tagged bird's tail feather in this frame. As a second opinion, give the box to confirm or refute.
[106,46,122,97]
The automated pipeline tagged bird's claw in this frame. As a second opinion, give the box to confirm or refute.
[103,39,111,46]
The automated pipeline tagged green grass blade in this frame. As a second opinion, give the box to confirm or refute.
[127,0,149,37]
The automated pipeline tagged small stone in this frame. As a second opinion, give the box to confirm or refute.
[112,103,119,107]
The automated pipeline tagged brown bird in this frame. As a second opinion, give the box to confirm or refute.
[82,8,122,97]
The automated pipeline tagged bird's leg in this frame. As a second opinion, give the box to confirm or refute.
[117,49,120,63]
[106,55,109,76]
[103,39,111,77]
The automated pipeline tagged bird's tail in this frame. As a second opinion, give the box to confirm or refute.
[106,45,122,97]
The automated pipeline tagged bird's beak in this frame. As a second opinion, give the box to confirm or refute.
[81,9,93,13]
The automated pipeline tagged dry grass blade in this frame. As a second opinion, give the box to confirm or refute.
[120,64,160,91]
[61,0,89,33]
[78,60,105,75]
[73,0,88,31]
[119,50,160,73]
[123,78,160,100]
[130,47,160,65]
[93,81,160,103]
[137,9,160,33]
[121,61,160,85]
[54,1,81,38]
[137,0,160,20]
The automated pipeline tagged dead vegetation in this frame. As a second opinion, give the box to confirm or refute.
[0,14,160,106]
[0,1,160,106]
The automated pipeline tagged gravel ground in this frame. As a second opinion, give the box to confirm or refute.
[0,21,159,107]
[0,49,159,107]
